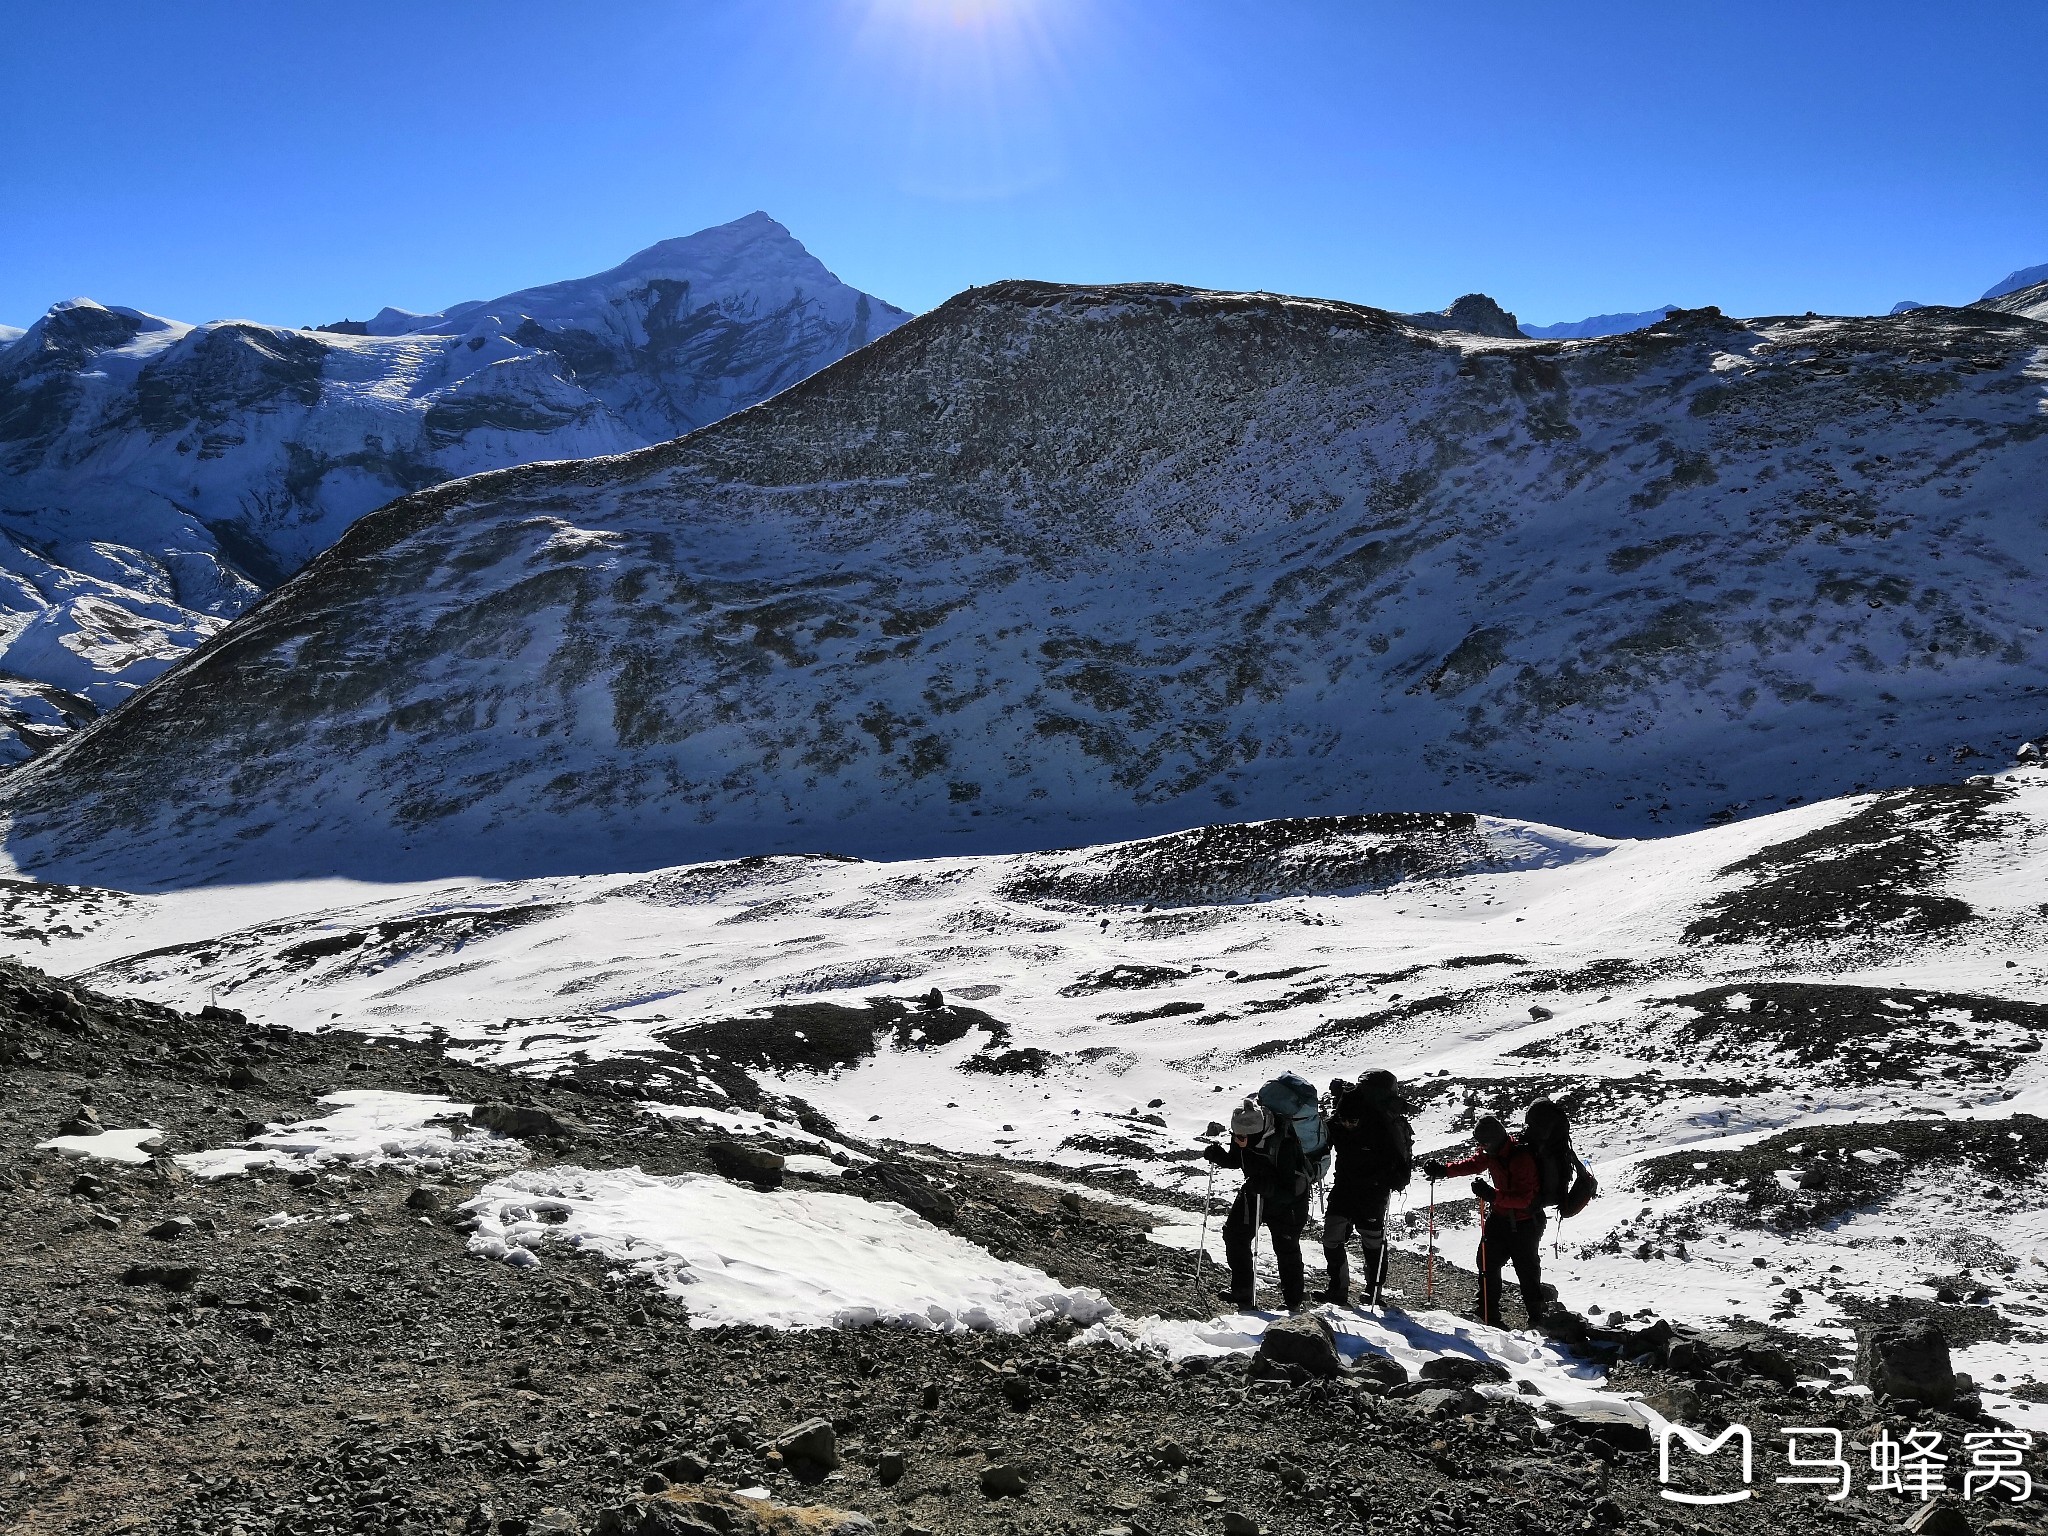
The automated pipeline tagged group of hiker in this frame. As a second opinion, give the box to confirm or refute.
[1200,1072,1598,1327]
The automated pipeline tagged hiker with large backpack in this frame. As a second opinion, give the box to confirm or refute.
[1421,1114,1544,1329]
[1522,1098,1598,1316]
[1320,1070,1413,1306]
[1203,1074,1325,1313]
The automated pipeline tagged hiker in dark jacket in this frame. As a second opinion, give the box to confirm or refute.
[1204,1098,1308,1312]
[1422,1115,1545,1328]
[1320,1070,1413,1306]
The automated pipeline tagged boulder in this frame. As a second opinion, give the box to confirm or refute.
[1856,1319,1956,1406]
[706,1141,786,1191]
[1349,1352,1408,1390]
[1638,1385,1702,1424]
[978,1463,1029,1499]
[1736,1341,1797,1386]
[654,1453,708,1486]
[592,1487,874,1536]
[1419,1355,1510,1386]
[772,1417,840,1473]
[853,1163,958,1226]
[121,1262,200,1292]
[1904,1500,1972,1536]
[1411,1386,1486,1419]
[470,1101,581,1140]
[1253,1312,1344,1380]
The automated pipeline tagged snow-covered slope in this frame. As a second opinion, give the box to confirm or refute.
[15,766,2048,1418]
[0,214,909,760]
[1519,305,1677,339]
[1978,278,2048,323]
[6,286,2045,886]
[1985,262,2048,301]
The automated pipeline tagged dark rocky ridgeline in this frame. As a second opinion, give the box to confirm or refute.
[2,964,2038,1536]
[9,285,2048,886]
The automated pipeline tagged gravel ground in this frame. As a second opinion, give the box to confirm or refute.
[4,960,2042,1536]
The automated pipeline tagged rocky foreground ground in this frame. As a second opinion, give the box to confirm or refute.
[2,961,2040,1536]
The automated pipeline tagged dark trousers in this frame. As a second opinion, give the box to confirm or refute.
[1222,1186,1306,1309]
[1323,1188,1391,1303]
[1477,1208,1546,1327]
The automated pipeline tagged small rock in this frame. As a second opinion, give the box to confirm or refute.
[57,1106,104,1137]
[876,1450,906,1486]
[1222,1513,1261,1536]
[287,1170,319,1189]
[1528,1004,1554,1021]
[405,1186,442,1212]
[89,1212,121,1231]
[1058,1191,1083,1213]
[978,1463,1029,1499]
[146,1217,195,1242]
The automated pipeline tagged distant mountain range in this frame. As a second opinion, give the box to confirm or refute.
[8,283,2045,889]
[1519,305,1678,340]
[0,214,909,761]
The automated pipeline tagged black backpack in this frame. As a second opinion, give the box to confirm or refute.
[1340,1077,1414,1191]
[1524,1098,1597,1216]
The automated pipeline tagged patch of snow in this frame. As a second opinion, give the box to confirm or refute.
[176,1090,518,1180]
[35,1125,163,1163]
[463,1164,1114,1333]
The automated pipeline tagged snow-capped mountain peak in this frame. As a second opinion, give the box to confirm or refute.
[0,218,910,763]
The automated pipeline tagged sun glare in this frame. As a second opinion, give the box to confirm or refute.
[845,0,1083,200]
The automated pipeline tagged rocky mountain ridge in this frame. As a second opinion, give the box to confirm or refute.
[4,278,2045,885]
[0,214,909,760]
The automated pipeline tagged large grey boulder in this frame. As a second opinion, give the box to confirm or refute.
[1855,1318,1955,1405]
[706,1141,786,1191]
[470,1101,581,1140]
[1253,1313,1344,1379]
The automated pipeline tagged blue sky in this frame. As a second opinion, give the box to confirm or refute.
[4,0,2043,330]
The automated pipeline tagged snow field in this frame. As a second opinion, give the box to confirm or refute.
[462,1165,1115,1333]
[15,776,2048,1397]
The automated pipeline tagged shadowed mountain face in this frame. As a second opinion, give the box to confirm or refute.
[0,214,908,761]
[4,283,2046,887]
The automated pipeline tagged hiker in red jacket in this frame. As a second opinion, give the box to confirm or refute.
[1422,1115,1546,1328]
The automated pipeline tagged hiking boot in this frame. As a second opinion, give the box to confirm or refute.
[1217,1289,1253,1309]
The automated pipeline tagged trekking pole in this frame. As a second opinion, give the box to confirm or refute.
[1425,1180,1437,1306]
[1476,1194,1492,1327]
[1193,1162,1216,1284]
